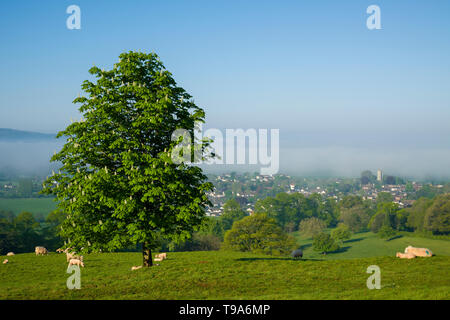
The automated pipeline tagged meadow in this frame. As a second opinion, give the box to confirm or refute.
[293,231,450,260]
[0,198,56,216]
[1,238,449,300]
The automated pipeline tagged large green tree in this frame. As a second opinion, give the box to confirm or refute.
[220,198,246,231]
[42,51,214,266]
[424,194,450,235]
[223,214,296,255]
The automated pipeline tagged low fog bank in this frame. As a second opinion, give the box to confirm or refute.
[281,147,450,180]
[1,141,449,181]
[0,142,63,177]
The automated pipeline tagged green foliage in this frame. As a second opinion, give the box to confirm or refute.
[254,193,338,231]
[168,233,221,252]
[369,202,400,232]
[298,217,326,238]
[41,51,214,257]
[17,179,33,197]
[339,195,364,209]
[405,198,434,232]
[312,232,340,253]
[0,210,63,254]
[331,223,352,243]
[1,251,449,299]
[339,205,370,232]
[377,225,397,239]
[408,184,446,200]
[376,192,394,204]
[220,199,246,231]
[424,194,450,235]
[223,214,296,255]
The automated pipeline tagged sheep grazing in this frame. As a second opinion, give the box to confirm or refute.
[131,266,142,271]
[68,259,84,267]
[291,249,303,259]
[396,252,416,259]
[405,246,433,257]
[35,246,48,256]
[6,252,14,256]
[3,259,8,264]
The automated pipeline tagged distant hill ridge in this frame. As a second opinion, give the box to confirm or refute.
[0,128,56,141]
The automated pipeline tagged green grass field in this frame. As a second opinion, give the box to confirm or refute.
[293,231,450,260]
[1,248,449,299]
[0,198,57,216]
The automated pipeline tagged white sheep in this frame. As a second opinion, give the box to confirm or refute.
[66,252,80,262]
[35,246,48,255]
[131,266,142,271]
[155,253,167,260]
[68,258,84,267]
[3,259,8,264]
[6,252,14,256]
[396,252,416,259]
[405,246,433,257]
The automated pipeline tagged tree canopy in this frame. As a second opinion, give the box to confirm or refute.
[223,214,296,255]
[42,51,214,266]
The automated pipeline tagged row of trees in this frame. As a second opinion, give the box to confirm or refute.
[0,210,64,255]
[3,191,447,256]
[4,51,448,262]
[170,190,450,255]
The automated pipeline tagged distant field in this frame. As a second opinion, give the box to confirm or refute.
[293,231,450,259]
[1,251,449,299]
[0,198,57,216]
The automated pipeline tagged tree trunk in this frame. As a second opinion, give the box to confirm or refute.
[143,242,153,267]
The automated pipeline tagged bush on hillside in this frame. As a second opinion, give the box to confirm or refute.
[223,214,297,255]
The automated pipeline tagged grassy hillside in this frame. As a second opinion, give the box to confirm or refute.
[1,251,449,300]
[0,198,56,216]
[293,231,450,260]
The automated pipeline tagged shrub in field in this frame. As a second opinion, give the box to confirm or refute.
[312,232,340,254]
[331,223,352,243]
[223,214,296,255]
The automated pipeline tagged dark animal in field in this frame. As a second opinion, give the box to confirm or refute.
[291,249,303,259]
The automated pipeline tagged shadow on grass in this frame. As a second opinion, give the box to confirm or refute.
[235,257,324,262]
[344,237,364,244]
[330,246,351,254]
[386,235,403,241]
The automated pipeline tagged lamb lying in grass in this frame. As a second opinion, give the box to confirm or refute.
[396,252,416,259]
[405,246,433,257]
[3,259,8,264]
[35,246,48,255]
[131,266,142,271]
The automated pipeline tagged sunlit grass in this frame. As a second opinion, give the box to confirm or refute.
[1,250,449,299]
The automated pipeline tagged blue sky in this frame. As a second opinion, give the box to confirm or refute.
[0,1,449,177]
